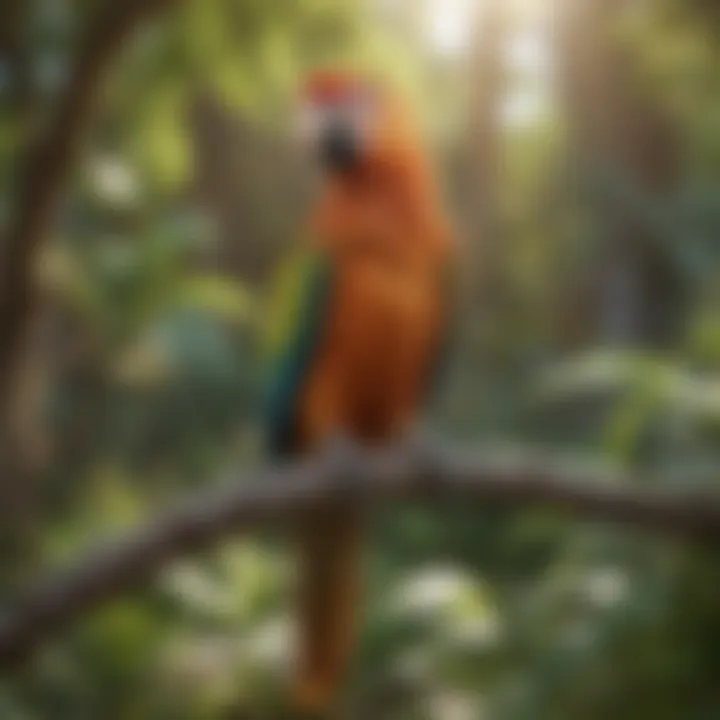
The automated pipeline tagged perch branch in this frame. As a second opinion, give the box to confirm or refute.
[1,442,719,670]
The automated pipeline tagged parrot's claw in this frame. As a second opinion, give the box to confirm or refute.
[400,423,445,485]
[324,433,362,464]
[401,422,441,456]
[322,433,367,498]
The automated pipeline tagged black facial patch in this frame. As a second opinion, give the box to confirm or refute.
[320,120,359,174]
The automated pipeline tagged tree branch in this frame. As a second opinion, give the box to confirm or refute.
[1,443,719,670]
[0,0,175,417]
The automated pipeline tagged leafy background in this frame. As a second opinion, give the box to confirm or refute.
[1,0,720,717]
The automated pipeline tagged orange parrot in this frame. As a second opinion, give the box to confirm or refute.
[262,70,455,716]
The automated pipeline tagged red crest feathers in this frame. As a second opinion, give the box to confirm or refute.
[304,70,363,104]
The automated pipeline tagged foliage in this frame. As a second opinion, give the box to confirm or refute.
[1,0,720,717]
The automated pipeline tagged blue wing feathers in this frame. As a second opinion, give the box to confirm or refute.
[263,249,452,454]
[264,253,334,457]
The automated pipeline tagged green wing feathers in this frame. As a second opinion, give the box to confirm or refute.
[262,245,453,453]
[262,244,334,457]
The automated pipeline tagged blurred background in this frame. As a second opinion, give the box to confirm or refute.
[1,0,720,717]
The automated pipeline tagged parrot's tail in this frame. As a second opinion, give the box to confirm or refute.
[293,504,363,715]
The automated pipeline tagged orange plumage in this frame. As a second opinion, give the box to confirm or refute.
[301,76,452,446]
[266,71,454,714]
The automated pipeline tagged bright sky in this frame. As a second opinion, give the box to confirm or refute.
[425,0,477,56]
[424,0,551,126]
[503,26,551,127]
[424,0,549,69]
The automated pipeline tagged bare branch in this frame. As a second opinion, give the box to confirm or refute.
[0,443,719,670]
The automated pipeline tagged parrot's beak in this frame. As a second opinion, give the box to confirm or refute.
[318,120,361,175]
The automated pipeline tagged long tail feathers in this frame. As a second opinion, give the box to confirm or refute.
[293,505,363,716]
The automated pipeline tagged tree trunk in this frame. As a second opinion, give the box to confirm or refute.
[554,0,686,348]
[0,0,176,592]
[463,0,508,303]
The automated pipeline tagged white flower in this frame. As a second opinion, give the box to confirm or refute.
[88,156,140,206]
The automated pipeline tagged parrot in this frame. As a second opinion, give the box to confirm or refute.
[262,70,456,716]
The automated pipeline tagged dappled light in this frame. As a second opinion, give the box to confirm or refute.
[1,0,720,717]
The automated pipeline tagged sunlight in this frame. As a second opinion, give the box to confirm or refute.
[501,88,549,128]
[425,0,478,56]
[506,27,548,76]
[502,24,552,127]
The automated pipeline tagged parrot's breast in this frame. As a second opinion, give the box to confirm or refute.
[301,252,442,443]
[335,260,436,355]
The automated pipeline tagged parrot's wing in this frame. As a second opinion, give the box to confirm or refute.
[262,243,335,457]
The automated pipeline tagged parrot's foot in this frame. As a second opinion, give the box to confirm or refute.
[401,421,442,457]
[399,422,445,486]
[324,433,363,465]
[322,433,367,499]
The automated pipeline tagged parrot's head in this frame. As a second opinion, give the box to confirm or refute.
[298,70,421,179]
